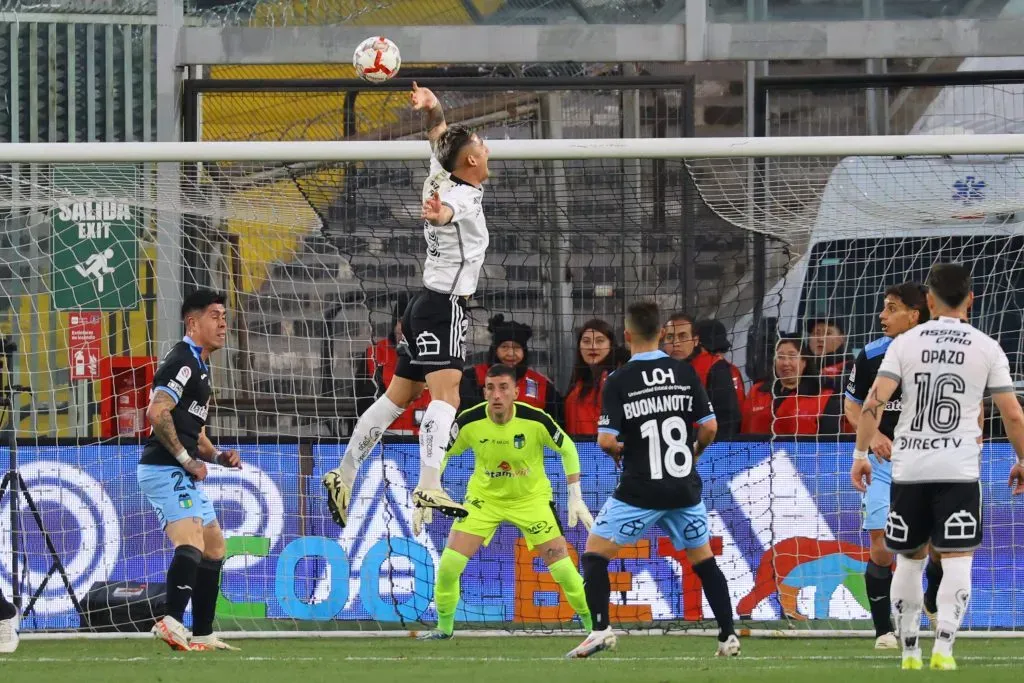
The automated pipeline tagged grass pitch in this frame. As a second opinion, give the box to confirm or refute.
[4,635,1024,682]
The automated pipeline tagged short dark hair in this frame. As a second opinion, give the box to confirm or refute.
[485,363,517,382]
[435,125,475,173]
[626,301,662,342]
[885,281,930,323]
[926,263,972,308]
[666,312,695,327]
[181,289,226,320]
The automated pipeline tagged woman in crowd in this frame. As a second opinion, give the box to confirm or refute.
[741,336,843,436]
[563,318,622,436]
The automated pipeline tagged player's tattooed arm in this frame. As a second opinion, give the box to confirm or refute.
[854,376,897,454]
[411,82,447,143]
[861,386,885,421]
[147,391,186,456]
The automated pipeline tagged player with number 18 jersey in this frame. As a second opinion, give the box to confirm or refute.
[568,302,738,660]
[599,353,714,513]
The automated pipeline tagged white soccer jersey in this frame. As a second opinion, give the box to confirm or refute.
[878,315,1015,483]
[420,154,488,297]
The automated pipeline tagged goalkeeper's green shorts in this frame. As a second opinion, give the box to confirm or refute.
[453,492,564,550]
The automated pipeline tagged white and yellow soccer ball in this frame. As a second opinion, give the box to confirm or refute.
[353,36,401,83]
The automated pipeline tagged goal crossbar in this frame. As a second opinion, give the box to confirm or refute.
[4,134,1024,162]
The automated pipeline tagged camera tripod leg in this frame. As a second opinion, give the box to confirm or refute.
[13,473,86,622]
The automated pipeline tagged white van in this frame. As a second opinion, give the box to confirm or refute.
[727,153,1024,383]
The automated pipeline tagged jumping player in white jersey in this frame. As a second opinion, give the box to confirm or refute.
[323,82,490,527]
[852,263,1024,671]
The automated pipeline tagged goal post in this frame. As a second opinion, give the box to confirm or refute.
[2,134,1024,636]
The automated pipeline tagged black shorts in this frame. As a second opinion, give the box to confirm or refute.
[394,289,469,381]
[885,481,983,553]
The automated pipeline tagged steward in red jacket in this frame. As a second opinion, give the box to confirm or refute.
[460,314,562,421]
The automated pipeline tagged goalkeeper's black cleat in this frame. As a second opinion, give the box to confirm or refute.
[321,470,351,528]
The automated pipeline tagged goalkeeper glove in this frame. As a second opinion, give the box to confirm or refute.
[567,481,594,531]
[412,504,433,536]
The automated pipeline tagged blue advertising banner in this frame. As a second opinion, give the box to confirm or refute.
[1,440,1021,630]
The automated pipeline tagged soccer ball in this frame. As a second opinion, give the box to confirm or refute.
[353,36,401,83]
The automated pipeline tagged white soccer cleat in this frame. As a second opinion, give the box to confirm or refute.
[875,632,899,650]
[565,627,617,659]
[151,615,191,652]
[715,634,741,657]
[0,613,19,654]
[322,469,352,527]
[190,634,240,651]
[412,487,468,519]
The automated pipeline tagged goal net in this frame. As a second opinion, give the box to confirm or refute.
[2,130,1024,637]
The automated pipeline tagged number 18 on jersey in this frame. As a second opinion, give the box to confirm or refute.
[598,354,716,510]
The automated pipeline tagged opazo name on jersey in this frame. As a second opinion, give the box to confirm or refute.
[139,339,213,469]
[878,316,1014,483]
[599,351,715,510]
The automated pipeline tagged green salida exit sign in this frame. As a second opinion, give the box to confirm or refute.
[51,165,140,311]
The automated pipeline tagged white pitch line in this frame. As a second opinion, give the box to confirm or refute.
[4,654,1024,665]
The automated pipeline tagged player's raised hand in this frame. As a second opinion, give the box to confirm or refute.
[185,458,208,482]
[870,434,893,462]
[217,449,242,469]
[421,192,449,225]
[410,81,438,111]
[1009,462,1024,495]
[850,458,872,493]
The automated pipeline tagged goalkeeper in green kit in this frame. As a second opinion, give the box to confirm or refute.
[416,363,595,639]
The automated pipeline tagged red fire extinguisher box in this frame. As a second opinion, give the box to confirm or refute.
[99,356,156,439]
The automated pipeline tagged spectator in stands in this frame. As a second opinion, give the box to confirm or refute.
[741,335,843,436]
[662,313,743,438]
[461,314,562,420]
[356,297,431,434]
[564,318,620,436]
[806,318,854,391]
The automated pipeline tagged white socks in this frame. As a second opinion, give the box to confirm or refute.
[339,395,404,487]
[891,554,926,651]
[417,400,457,490]
[934,555,972,656]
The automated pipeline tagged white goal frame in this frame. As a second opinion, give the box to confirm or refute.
[2,133,1024,162]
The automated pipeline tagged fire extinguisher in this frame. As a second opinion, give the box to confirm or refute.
[114,370,146,436]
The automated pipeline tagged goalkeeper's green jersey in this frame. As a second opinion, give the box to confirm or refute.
[445,402,580,503]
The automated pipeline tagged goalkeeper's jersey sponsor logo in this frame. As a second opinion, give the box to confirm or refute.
[484,460,530,478]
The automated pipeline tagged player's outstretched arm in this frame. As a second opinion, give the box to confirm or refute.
[411,82,447,144]
[147,392,207,481]
[543,423,592,530]
[991,392,1024,494]
[851,376,898,492]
